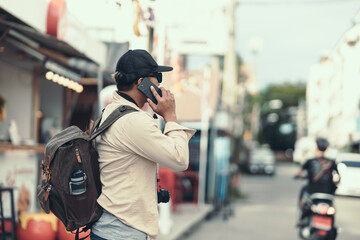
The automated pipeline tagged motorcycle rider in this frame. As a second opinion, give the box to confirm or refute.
[294,137,341,225]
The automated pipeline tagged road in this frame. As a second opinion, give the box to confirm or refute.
[183,163,360,240]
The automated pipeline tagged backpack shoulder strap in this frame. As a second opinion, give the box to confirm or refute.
[90,108,105,136]
[90,105,137,140]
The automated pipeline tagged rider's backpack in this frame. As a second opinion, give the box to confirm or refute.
[37,105,137,239]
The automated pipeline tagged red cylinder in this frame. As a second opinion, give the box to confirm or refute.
[0,220,13,234]
[16,213,57,240]
[158,167,177,211]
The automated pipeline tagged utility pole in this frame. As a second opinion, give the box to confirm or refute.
[198,67,211,205]
[223,0,237,110]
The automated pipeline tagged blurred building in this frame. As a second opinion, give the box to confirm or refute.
[0,1,244,236]
[67,0,244,233]
[66,0,154,51]
[0,0,111,222]
[0,0,109,141]
[153,0,243,210]
[306,53,333,139]
[239,63,260,139]
[296,99,307,139]
[307,10,360,149]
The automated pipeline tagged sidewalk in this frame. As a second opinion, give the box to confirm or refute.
[156,203,213,240]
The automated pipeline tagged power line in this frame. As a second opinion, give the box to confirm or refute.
[237,0,360,6]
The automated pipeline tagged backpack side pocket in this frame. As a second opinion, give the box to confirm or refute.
[37,181,50,214]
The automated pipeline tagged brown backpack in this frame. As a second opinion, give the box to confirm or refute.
[37,105,137,239]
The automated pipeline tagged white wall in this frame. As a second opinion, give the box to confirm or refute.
[306,13,360,147]
[0,63,65,142]
[0,0,48,32]
[39,75,64,140]
[66,0,148,51]
[157,0,229,55]
[0,61,33,140]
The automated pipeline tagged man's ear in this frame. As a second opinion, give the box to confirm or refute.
[137,78,143,86]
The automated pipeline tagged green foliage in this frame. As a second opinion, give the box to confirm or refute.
[257,82,305,148]
[248,93,262,109]
[237,54,244,68]
[260,82,306,109]
[0,95,6,108]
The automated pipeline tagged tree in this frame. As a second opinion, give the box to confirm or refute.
[261,82,306,109]
[258,82,306,151]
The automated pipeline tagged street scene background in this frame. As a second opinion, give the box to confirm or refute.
[0,0,360,239]
[183,164,360,240]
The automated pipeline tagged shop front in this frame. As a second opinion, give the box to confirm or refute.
[0,6,106,235]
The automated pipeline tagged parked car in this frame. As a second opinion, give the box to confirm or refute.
[248,147,276,175]
[335,153,360,197]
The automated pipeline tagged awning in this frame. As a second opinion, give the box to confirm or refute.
[0,18,94,62]
[0,18,118,86]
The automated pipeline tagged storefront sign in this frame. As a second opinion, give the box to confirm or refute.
[0,151,39,219]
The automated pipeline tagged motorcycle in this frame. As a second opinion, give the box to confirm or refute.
[297,192,337,240]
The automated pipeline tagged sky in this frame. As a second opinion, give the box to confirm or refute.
[235,0,360,89]
[66,0,360,90]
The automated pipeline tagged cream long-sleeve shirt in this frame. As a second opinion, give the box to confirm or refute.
[95,92,196,238]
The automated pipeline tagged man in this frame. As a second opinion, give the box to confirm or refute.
[91,49,196,240]
[295,137,340,225]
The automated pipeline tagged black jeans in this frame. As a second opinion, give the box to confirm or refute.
[298,185,310,219]
[90,231,107,240]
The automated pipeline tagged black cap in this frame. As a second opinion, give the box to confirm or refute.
[316,137,329,152]
[114,49,173,86]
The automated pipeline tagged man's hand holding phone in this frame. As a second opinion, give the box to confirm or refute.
[147,86,177,123]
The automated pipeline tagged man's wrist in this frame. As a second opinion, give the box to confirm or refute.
[163,113,178,123]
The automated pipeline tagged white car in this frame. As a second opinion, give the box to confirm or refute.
[336,153,360,197]
[248,147,276,175]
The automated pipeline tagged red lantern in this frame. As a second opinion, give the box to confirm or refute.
[16,213,57,240]
[57,220,91,240]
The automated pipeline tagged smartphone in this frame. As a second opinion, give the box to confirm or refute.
[138,77,162,104]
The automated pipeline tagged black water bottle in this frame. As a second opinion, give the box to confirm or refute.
[69,169,87,195]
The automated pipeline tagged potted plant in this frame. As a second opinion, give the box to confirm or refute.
[0,95,6,121]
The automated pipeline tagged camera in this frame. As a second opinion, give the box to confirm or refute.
[157,186,170,204]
